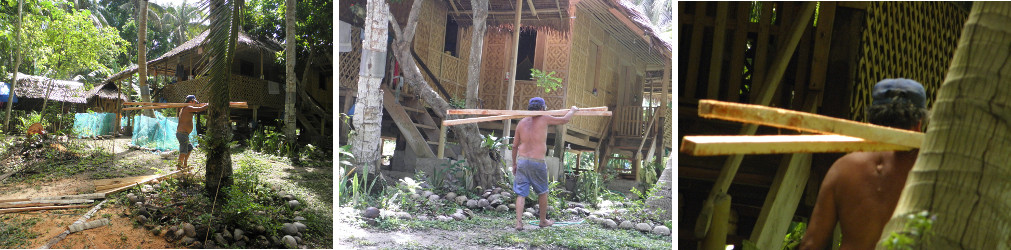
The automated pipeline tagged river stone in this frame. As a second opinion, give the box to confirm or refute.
[287,200,301,209]
[604,219,618,228]
[191,240,203,249]
[255,225,266,234]
[397,212,412,220]
[282,235,297,249]
[364,207,380,219]
[141,184,154,193]
[410,193,421,200]
[181,236,196,245]
[436,215,452,222]
[445,192,457,200]
[482,191,492,198]
[451,213,466,221]
[652,225,671,236]
[497,205,509,212]
[205,240,216,249]
[525,208,536,214]
[619,221,634,230]
[523,212,534,218]
[277,190,288,198]
[455,196,468,205]
[509,204,516,209]
[282,223,299,235]
[294,222,307,232]
[136,215,148,224]
[428,195,440,202]
[223,229,233,240]
[422,191,434,197]
[417,215,430,221]
[294,216,306,221]
[489,194,501,202]
[636,223,652,232]
[215,233,227,247]
[234,228,244,240]
[478,199,490,208]
[295,236,303,244]
[182,223,196,238]
[466,199,478,208]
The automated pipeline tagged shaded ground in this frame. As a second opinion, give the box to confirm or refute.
[0,137,333,248]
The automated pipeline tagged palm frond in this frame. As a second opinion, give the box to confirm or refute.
[197,0,240,106]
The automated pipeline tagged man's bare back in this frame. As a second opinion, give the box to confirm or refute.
[800,150,918,250]
[177,104,207,133]
[513,107,578,160]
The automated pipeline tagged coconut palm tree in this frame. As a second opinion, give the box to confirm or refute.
[878,2,1011,249]
[283,0,296,159]
[199,0,240,196]
[162,1,205,46]
[632,0,672,33]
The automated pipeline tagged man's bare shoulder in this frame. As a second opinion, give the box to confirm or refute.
[828,152,879,175]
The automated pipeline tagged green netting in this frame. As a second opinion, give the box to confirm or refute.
[131,113,198,151]
[73,113,117,137]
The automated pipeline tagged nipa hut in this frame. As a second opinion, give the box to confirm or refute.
[8,74,87,113]
[84,82,128,113]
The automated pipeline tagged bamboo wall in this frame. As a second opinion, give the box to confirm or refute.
[338,26,361,92]
[850,2,966,122]
[478,27,569,113]
[411,0,468,100]
[162,75,283,110]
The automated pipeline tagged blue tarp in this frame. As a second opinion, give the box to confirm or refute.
[0,82,18,103]
[131,113,198,151]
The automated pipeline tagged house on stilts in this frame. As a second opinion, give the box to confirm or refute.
[339,0,671,192]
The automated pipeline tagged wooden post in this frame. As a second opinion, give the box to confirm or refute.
[749,153,811,250]
[700,193,731,250]
[706,2,729,99]
[438,125,447,158]
[697,2,817,235]
[502,0,523,148]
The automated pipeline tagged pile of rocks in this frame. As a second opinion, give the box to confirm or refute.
[584,211,670,236]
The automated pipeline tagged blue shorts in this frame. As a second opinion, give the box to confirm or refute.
[177,133,192,154]
[513,157,549,197]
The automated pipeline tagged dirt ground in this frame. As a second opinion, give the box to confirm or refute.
[1,138,197,248]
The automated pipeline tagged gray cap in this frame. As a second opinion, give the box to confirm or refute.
[872,78,926,108]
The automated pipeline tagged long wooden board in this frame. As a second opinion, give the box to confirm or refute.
[697,100,924,148]
[0,204,92,214]
[100,170,181,195]
[442,107,609,126]
[447,109,612,116]
[681,135,913,156]
[94,175,160,191]
[122,104,249,111]
[124,101,248,106]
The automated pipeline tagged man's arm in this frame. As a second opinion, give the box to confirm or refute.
[545,106,578,125]
[799,161,842,250]
[191,103,210,112]
[512,125,521,175]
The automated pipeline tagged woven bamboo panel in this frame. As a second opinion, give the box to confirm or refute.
[338,26,361,91]
[162,75,281,110]
[851,2,966,122]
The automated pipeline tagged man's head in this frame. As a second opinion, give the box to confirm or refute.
[185,95,197,104]
[868,78,928,130]
[528,97,546,111]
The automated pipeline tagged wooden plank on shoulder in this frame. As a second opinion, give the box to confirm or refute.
[697,100,924,148]
[447,109,611,116]
[680,135,912,156]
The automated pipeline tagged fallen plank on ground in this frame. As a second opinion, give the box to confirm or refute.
[3,199,94,206]
[442,107,609,126]
[696,99,924,148]
[680,135,914,156]
[41,200,107,249]
[0,203,57,209]
[100,170,181,195]
[32,193,106,201]
[94,175,160,191]
[0,204,92,214]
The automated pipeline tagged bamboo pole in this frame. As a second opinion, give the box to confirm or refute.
[437,125,447,158]
[503,0,524,147]
[700,193,731,250]
[447,109,611,116]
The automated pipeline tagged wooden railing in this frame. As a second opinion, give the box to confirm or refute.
[614,106,659,137]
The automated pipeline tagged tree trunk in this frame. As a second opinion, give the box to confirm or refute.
[203,0,239,197]
[283,0,298,153]
[465,0,488,109]
[878,3,1011,249]
[3,0,22,132]
[138,0,153,117]
[388,0,501,188]
[646,157,672,221]
[350,0,390,175]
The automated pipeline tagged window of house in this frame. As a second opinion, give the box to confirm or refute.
[516,29,537,81]
[319,71,327,90]
[240,60,254,77]
[443,16,459,57]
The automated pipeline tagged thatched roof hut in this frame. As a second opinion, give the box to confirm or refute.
[84,82,128,113]
[1,74,87,112]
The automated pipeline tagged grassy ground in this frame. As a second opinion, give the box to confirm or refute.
[0,215,42,248]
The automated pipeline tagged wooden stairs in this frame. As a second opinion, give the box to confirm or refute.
[381,84,458,159]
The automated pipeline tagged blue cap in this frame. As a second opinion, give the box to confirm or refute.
[872,78,926,108]
[529,97,545,107]
[185,95,197,103]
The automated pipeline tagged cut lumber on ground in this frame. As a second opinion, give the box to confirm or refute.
[681,135,914,156]
[31,193,106,201]
[99,170,181,195]
[94,175,160,191]
[0,204,92,214]
[447,108,612,116]
[442,107,609,126]
[3,199,94,206]
[697,99,924,148]
[41,200,107,249]
[0,203,57,209]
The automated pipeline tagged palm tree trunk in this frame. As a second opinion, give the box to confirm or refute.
[283,0,298,154]
[350,0,389,175]
[646,157,672,220]
[3,0,22,131]
[879,3,1011,249]
[465,0,488,109]
[138,0,153,117]
[388,0,501,188]
[202,0,239,197]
